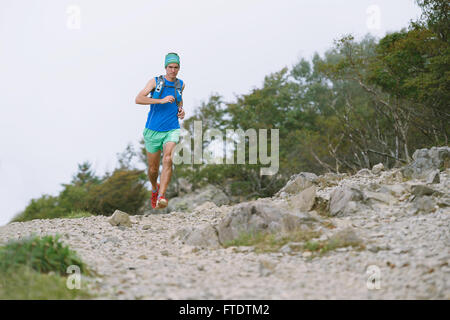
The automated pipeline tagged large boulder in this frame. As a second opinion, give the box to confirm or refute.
[363,190,397,206]
[401,146,450,180]
[216,199,315,245]
[426,170,440,184]
[139,184,230,214]
[372,163,385,175]
[166,184,230,212]
[108,210,132,227]
[276,172,319,196]
[315,172,348,188]
[328,228,364,247]
[172,224,221,249]
[409,196,437,215]
[175,177,193,196]
[411,185,442,197]
[328,186,367,216]
[288,185,316,212]
[379,184,409,197]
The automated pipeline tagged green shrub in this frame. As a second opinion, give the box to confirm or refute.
[64,211,93,219]
[85,169,148,216]
[10,162,146,222]
[303,241,321,252]
[11,195,69,222]
[0,235,88,276]
[58,184,91,213]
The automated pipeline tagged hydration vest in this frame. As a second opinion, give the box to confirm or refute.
[151,75,183,107]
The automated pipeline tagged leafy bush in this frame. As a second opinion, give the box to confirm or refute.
[58,184,91,213]
[85,169,148,216]
[64,211,93,219]
[12,165,147,222]
[0,235,88,276]
[12,195,68,222]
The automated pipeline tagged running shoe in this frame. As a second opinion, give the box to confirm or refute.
[156,194,168,209]
[151,183,160,209]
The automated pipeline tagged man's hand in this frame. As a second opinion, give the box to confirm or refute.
[160,95,175,104]
[177,107,185,119]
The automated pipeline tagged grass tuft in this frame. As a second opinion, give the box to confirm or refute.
[303,230,365,256]
[0,235,95,299]
[223,228,321,253]
[0,234,89,276]
[222,226,364,257]
[0,265,92,300]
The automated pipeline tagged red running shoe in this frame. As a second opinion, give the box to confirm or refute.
[156,194,168,209]
[151,183,160,209]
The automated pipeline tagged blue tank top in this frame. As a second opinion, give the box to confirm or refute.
[145,77,183,131]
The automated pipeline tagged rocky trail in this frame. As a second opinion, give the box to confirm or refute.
[0,147,449,299]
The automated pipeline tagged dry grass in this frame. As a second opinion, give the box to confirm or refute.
[303,229,365,256]
[222,228,321,253]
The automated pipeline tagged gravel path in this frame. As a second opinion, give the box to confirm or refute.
[1,170,449,300]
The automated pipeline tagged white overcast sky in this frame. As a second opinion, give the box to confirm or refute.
[0,0,422,225]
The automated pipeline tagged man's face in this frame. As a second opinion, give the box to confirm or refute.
[166,63,180,78]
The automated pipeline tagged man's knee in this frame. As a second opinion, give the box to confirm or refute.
[148,166,159,175]
[146,150,161,171]
[162,154,173,167]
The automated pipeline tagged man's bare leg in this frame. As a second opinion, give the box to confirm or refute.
[146,149,161,190]
[159,141,177,196]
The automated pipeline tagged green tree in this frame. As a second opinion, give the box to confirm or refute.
[416,0,449,42]
[69,161,101,187]
[58,161,102,213]
[367,26,448,146]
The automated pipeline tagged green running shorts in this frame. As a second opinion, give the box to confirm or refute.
[143,128,180,153]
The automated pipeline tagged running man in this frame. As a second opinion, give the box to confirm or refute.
[135,52,185,209]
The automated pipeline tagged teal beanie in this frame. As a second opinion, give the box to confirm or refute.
[165,52,180,68]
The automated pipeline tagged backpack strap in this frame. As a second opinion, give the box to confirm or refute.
[174,79,183,107]
[152,75,165,99]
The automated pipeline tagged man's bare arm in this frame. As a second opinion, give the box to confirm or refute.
[135,78,175,105]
